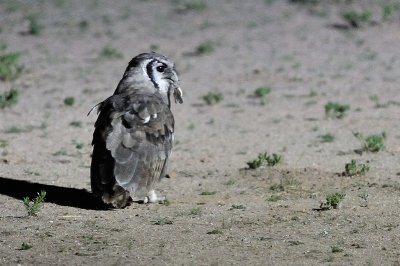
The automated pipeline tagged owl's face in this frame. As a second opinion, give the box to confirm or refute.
[121,53,183,104]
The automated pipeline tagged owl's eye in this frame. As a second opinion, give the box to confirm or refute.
[156,64,167,73]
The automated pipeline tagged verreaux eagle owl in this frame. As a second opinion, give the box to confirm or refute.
[90,52,183,208]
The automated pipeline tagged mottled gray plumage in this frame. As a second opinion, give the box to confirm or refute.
[90,52,183,208]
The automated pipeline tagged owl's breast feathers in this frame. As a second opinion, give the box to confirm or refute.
[91,92,174,195]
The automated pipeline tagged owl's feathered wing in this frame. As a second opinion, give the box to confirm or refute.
[90,92,174,207]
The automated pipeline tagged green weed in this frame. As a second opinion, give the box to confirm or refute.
[344,159,369,176]
[382,4,400,20]
[0,88,19,108]
[189,207,202,216]
[325,102,350,118]
[354,132,386,152]
[318,133,334,143]
[331,245,344,253]
[63,97,75,106]
[254,87,271,105]
[342,10,372,27]
[200,191,216,195]
[229,204,246,210]
[195,41,215,55]
[320,192,345,210]
[26,15,43,35]
[203,91,223,105]
[177,1,207,13]
[267,195,282,202]
[23,191,46,216]
[247,152,281,169]
[99,45,123,59]
[0,45,23,81]
[18,242,32,250]
[151,218,173,225]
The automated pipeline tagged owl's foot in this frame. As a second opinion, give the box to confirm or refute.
[143,190,166,204]
[102,185,131,208]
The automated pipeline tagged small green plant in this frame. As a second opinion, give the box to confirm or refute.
[254,87,271,105]
[331,245,344,253]
[354,132,386,152]
[195,41,215,55]
[344,159,369,176]
[229,204,246,210]
[206,229,223,235]
[63,96,75,106]
[200,191,216,195]
[178,1,207,13]
[26,15,43,35]
[189,207,202,216]
[267,195,282,202]
[318,133,334,143]
[325,102,350,118]
[69,121,82,127]
[0,88,19,108]
[23,191,46,216]
[320,192,345,210]
[151,218,173,225]
[99,45,123,59]
[18,242,33,250]
[342,10,372,27]
[0,45,23,81]
[382,4,400,20]
[247,152,281,169]
[203,91,223,105]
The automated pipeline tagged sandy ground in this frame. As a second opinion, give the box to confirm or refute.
[1,0,400,265]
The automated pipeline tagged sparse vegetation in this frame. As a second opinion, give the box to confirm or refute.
[200,191,216,195]
[254,87,271,105]
[195,41,215,55]
[207,229,223,235]
[318,133,334,143]
[189,207,202,216]
[344,159,369,176]
[69,121,82,127]
[26,15,43,35]
[203,91,223,105]
[247,152,282,169]
[99,45,123,59]
[320,192,345,210]
[342,10,372,27]
[325,102,350,118]
[382,4,400,20]
[64,97,75,106]
[267,195,282,202]
[0,88,19,108]
[23,191,46,216]
[354,132,386,152]
[151,218,173,225]
[18,242,33,250]
[229,204,246,210]
[0,45,23,81]
[176,1,207,13]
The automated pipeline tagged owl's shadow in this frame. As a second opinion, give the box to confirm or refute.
[0,176,110,210]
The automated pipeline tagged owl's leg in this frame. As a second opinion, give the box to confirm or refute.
[143,190,166,204]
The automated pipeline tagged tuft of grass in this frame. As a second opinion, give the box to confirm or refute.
[18,242,33,250]
[344,159,369,176]
[23,191,46,216]
[254,87,271,105]
[195,41,215,55]
[267,195,282,202]
[206,229,223,235]
[26,15,43,35]
[320,192,345,210]
[0,45,23,81]
[69,121,82,127]
[331,245,344,253]
[382,4,400,20]
[342,10,372,27]
[318,133,334,143]
[247,152,282,169]
[99,45,123,59]
[189,207,202,216]
[0,88,19,108]
[176,1,207,13]
[325,102,350,119]
[354,132,386,152]
[63,97,75,106]
[200,191,216,195]
[151,218,173,225]
[203,91,223,105]
[229,204,246,210]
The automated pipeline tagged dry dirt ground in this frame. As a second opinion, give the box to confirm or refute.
[1,0,400,265]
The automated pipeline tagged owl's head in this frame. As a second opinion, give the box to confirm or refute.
[117,52,183,104]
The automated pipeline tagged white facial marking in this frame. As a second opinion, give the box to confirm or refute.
[142,116,150,123]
